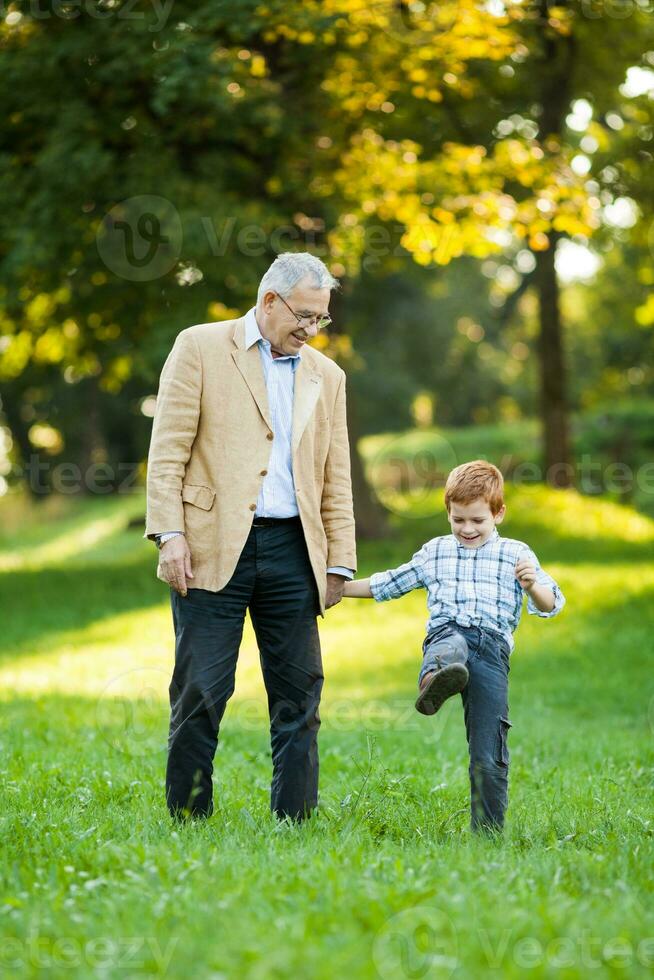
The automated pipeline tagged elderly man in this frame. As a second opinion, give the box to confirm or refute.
[143,252,357,822]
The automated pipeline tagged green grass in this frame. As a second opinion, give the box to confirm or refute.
[0,481,653,979]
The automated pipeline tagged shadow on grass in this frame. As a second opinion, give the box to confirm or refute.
[2,493,653,667]
[0,549,167,663]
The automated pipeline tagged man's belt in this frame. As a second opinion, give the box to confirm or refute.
[251,515,302,527]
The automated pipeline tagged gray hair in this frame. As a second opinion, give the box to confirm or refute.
[257,252,339,304]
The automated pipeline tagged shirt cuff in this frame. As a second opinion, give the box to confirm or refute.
[369,572,390,601]
[327,566,354,580]
[527,581,566,618]
[156,531,184,546]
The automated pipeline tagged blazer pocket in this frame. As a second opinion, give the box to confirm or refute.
[181,483,216,511]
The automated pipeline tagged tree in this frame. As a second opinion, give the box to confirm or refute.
[318,0,654,485]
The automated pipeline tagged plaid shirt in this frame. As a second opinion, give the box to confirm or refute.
[369,527,565,652]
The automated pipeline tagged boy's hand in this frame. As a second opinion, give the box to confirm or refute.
[515,558,538,592]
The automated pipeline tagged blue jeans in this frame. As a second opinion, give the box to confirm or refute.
[420,621,512,832]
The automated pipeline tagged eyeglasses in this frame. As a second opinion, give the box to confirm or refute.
[274,291,332,332]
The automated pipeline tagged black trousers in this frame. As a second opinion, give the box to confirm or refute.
[165,518,324,821]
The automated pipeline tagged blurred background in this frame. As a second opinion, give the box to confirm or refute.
[1,0,653,532]
[2,5,654,978]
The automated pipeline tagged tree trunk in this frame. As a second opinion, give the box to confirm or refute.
[533,0,575,487]
[345,382,389,540]
[78,376,108,494]
[534,232,573,487]
[328,286,388,539]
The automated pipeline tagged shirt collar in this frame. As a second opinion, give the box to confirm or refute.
[244,307,301,367]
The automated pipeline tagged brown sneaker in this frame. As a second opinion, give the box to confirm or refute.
[415,663,469,716]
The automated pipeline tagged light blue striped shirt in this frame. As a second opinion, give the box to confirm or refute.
[244,307,301,519]
[244,308,353,580]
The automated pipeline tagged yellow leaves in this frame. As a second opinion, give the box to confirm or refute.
[547,5,574,35]
[529,232,550,251]
[440,142,487,177]
[551,213,592,236]
[34,328,66,365]
[634,294,654,328]
[207,301,241,321]
[345,30,368,47]
[24,287,71,329]
[100,355,132,394]
[250,55,267,78]
[493,138,544,185]
[0,331,32,380]
[25,293,56,325]
[332,125,599,272]
[319,0,521,112]
[401,215,465,266]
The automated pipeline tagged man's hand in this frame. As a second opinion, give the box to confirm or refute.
[515,558,538,592]
[325,572,346,610]
[159,534,194,596]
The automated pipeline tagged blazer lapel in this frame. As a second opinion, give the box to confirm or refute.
[230,315,323,446]
[231,317,272,431]
[292,358,323,454]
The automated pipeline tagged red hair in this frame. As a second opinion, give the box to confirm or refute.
[444,460,504,515]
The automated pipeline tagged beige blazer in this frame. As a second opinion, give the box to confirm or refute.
[143,315,357,617]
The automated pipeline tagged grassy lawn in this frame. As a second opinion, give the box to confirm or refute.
[0,481,653,978]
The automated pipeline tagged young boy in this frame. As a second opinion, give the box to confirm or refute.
[342,460,565,832]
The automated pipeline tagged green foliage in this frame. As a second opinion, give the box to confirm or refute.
[0,1,653,486]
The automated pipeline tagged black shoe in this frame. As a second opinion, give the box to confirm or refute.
[415,663,469,716]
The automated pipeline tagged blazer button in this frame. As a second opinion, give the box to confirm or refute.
[249,503,256,511]
[266,432,274,440]
[260,469,267,476]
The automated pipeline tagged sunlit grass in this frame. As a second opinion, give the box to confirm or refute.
[0,481,653,979]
